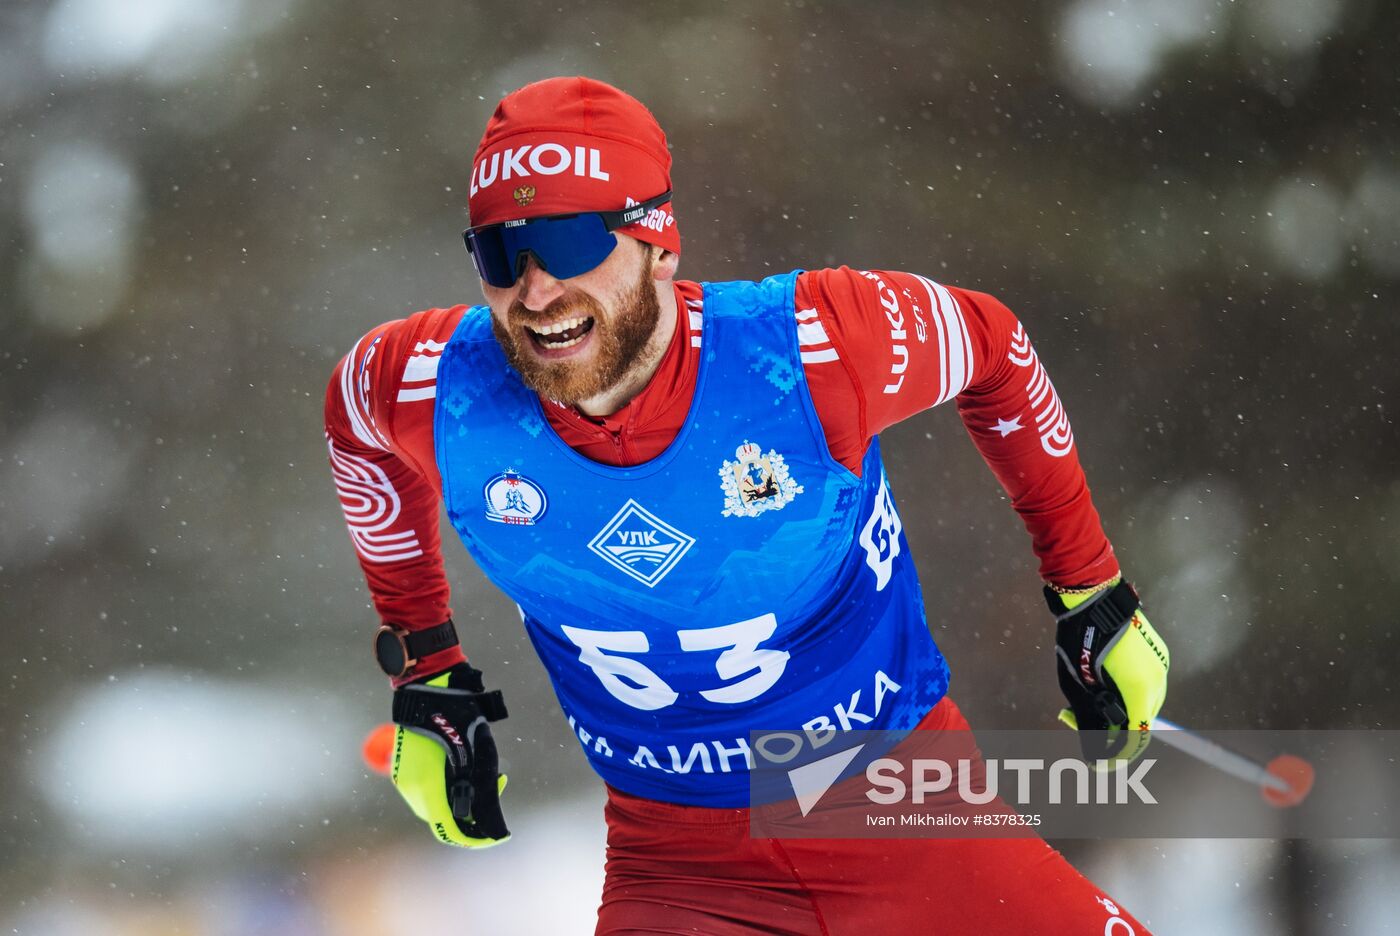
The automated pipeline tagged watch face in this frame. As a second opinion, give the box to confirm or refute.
[374,628,408,676]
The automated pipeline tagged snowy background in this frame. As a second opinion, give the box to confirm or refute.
[2,0,1398,933]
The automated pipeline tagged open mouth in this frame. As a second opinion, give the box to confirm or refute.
[526,316,595,350]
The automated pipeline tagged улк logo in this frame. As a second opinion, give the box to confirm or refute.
[588,499,695,587]
[483,469,548,525]
[720,441,803,518]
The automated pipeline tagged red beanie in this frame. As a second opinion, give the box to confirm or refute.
[469,76,680,255]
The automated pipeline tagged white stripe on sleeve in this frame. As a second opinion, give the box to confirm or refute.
[797,321,831,347]
[396,386,437,403]
[327,437,423,563]
[914,275,975,404]
[340,336,387,450]
[401,353,442,384]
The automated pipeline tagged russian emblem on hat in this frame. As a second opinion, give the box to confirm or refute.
[513,185,536,206]
[719,440,803,518]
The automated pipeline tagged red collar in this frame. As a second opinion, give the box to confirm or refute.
[544,280,703,441]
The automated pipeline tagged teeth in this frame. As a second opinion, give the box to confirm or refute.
[547,333,587,349]
[529,316,588,336]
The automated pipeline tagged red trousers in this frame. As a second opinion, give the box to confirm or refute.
[596,698,1152,935]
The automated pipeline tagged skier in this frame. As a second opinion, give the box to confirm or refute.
[325,76,1168,934]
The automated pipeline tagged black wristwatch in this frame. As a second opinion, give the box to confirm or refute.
[373,619,459,678]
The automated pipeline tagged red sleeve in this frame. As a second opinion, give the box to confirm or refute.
[324,306,468,684]
[796,268,1119,587]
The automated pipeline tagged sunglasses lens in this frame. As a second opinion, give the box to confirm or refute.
[465,214,618,287]
[465,228,514,288]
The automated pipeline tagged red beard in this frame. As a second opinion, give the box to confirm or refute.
[491,251,660,406]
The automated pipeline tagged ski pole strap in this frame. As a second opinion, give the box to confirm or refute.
[393,682,509,729]
[1044,578,1139,627]
[1049,579,1141,755]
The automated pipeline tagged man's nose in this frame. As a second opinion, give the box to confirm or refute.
[517,254,564,311]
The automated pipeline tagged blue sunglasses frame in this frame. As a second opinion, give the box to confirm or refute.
[463,191,673,288]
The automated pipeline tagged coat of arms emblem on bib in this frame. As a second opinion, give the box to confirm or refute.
[719,441,803,517]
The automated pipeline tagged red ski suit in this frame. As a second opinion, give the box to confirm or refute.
[325,268,1151,934]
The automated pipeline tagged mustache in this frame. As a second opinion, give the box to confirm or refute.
[508,293,602,327]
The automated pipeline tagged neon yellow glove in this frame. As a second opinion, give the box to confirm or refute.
[390,664,511,847]
[1047,578,1169,768]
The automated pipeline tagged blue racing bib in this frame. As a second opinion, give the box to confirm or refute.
[434,271,949,806]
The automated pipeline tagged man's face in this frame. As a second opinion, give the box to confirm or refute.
[483,235,661,405]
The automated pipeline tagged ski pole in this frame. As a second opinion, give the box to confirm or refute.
[1152,716,1314,807]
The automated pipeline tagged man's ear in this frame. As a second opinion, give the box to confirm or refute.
[651,246,680,282]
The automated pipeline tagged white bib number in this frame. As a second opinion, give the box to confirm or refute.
[859,474,902,591]
[559,625,679,711]
[562,613,790,710]
[679,613,790,704]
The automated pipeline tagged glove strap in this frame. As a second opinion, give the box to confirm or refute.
[1045,578,1139,627]
[1050,580,1141,760]
[393,683,509,729]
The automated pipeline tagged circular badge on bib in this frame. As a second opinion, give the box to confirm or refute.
[483,469,548,526]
